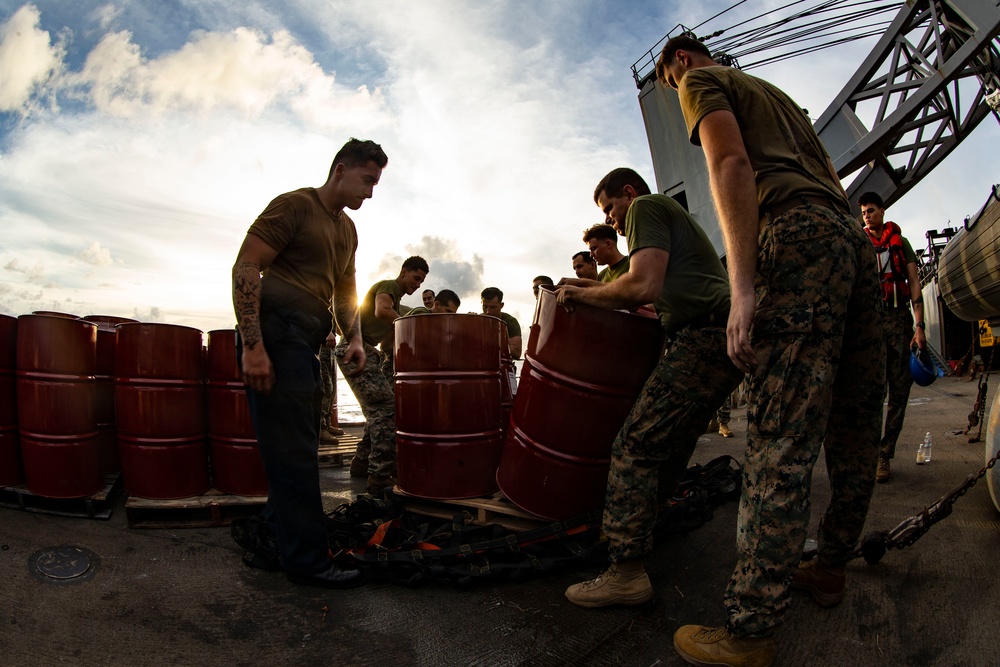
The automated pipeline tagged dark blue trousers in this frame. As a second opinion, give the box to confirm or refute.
[238,308,328,575]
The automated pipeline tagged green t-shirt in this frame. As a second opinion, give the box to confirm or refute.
[498,312,521,339]
[598,256,630,283]
[404,306,430,316]
[678,66,849,214]
[625,194,731,335]
[359,279,403,345]
[248,188,357,313]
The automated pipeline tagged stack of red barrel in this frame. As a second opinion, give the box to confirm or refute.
[15,313,103,497]
[394,313,506,500]
[115,322,210,499]
[205,329,267,496]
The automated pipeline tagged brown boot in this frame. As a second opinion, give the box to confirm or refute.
[366,474,397,497]
[718,423,734,438]
[876,456,890,483]
[319,430,339,445]
[673,625,774,667]
[564,560,654,608]
[791,558,846,607]
[349,455,369,478]
[705,419,719,435]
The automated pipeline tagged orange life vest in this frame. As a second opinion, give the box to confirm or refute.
[864,220,910,306]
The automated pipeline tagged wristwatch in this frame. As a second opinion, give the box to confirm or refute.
[914,321,925,330]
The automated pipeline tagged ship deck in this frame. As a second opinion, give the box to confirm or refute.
[2,374,998,667]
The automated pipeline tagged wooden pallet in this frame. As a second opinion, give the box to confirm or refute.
[125,488,266,529]
[392,489,552,532]
[0,473,123,520]
[317,432,361,468]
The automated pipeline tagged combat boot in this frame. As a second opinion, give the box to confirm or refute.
[350,454,369,478]
[673,625,774,667]
[791,558,846,607]
[366,473,397,497]
[876,456,890,483]
[718,423,733,438]
[564,560,654,608]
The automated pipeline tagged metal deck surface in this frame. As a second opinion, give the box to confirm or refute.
[1,377,997,667]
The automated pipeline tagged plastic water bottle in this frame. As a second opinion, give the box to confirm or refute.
[916,432,932,464]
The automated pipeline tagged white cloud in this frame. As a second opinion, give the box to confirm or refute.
[76,240,113,266]
[0,4,64,111]
[3,258,46,282]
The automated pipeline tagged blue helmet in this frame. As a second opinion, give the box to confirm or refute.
[910,347,938,386]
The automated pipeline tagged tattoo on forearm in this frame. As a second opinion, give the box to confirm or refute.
[334,299,360,342]
[233,261,263,349]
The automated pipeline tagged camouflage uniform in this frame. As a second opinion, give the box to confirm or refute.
[723,203,885,636]
[716,394,732,427]
[319,346,336,432]
[880,306,915,459]
[335,340,396,478]
[604,325,743,561]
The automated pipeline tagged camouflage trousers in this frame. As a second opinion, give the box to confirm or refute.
[603,325,743,562]
[335,340,396,478]
[319,346,336,431]
[724,203,886,637]
[880,306,915,459]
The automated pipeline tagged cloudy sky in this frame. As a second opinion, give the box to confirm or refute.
[1,0,998,334]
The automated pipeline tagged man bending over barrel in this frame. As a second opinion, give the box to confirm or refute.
[556,167,742,608]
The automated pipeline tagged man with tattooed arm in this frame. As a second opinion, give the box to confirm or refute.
[231,138,387,589]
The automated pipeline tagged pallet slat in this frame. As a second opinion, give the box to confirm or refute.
[126,488,266,529]
[0,474,123,520]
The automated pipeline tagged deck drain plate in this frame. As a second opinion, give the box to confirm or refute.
[28,546,99,584]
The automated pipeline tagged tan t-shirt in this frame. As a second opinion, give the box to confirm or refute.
[247,188,357,313]
[678,66,849,213]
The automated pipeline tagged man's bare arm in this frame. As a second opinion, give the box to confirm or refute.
[232,234,280,391]
[698,109,760,372]
[333,272,367,376]
[906,261,927,350]
[555,247,667,311]
[373,292,400,325]
[333,273,362,343]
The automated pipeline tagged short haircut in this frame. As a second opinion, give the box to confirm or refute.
[655,35,713,84]
[402,256,429,273]
[572,251,595,264]
[858,191,885,209]
[481,287,503,301]
[593,168,651,204]
[329,138,388,178]
[435,289,460,308]
[583,223,618,243]
[422,288,435,296]
[533,275,554,285]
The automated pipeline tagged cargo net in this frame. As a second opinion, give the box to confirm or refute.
[323,455,742,586]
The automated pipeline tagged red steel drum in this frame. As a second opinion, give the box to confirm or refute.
[115,323,208,499]
[394,313,505,499]
[0,314,22,486]
[83,315,139,474]
[30,310,80,319]
[496,290,663,520]
[15,314,102,498]
[206,328,266,496]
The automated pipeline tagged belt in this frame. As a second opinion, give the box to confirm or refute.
[688,310,728,330]
[762,195,851,220]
